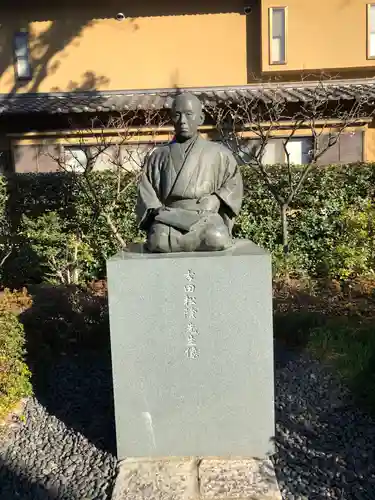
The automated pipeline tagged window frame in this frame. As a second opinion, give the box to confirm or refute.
[269,6,288,66]
[13,31,32,81]
[367,4,375,59]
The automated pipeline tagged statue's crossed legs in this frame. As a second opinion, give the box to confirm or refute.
[146,213,232,253]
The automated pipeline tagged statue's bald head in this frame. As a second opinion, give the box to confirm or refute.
[171,92,204,142]
[172,92,202,114]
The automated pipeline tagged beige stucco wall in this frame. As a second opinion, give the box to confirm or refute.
[261,0,375,73]
[365,123,375,161]
[1,0,374,95]
[0,1,250,94]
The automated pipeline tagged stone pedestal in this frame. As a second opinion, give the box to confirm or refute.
[111,457,282,500]
[106,240,275,461]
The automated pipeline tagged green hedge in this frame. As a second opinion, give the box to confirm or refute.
[4,171,139,285]
[237,163,375,279]
[2,163,375,286]
[0,303,32,420]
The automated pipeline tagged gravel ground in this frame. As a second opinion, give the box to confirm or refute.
[0,353,117,500]
[0,345,375,499]
[273,344,375,499]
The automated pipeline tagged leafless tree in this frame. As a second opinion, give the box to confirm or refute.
[0,152,13,271]
[43,108,170,250]
[206,77,375,253]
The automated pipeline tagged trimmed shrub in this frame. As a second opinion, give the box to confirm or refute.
[20,284,109,359]
[4,172,141,286]
[21,211,95,285]
[0,291,32,420]
[235,163,375,279]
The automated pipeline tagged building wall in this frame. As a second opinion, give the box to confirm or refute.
[0,0,375,97]
[0,0,374,95]
[0,1,250,94]
[1,1,375,171]
[365,123,375,161]
[261,0,375,74]
[9,124,368,173]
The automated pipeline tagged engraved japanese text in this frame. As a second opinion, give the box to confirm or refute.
[184,269,199,359]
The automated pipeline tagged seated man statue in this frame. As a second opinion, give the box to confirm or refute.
[135,92,243,253]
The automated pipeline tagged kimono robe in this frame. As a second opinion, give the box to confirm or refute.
[136,135,243,252]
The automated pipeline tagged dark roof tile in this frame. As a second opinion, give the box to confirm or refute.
[0,79,375,115]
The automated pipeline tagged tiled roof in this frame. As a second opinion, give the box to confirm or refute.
[1,79,375,115]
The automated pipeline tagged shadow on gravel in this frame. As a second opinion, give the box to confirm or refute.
[19,285,117,457]
[0,458,56,500]
[272,350,375,499]
[273,339,300,369]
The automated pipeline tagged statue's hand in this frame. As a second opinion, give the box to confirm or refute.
[152,206,168,217]
[197,195,220,213]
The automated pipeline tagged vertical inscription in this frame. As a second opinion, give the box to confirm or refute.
[184,270,199,359]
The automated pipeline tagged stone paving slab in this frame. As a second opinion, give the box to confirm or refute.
[111,458,281,500]
[111,458,200,500]
[199,458,281,500]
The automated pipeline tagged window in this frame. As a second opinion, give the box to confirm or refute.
[221,137,311,165]
[316,131,363,165]
[64,147,87,172]
[248,137,311,165]
[368,4,375,58]
[284,138,312,165]
[14,32,32,80]
[269,7,287,65]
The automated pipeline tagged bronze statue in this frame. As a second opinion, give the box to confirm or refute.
[136,92,243,252]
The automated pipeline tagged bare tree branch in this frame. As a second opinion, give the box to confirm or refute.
[42,108,169,250]
[206,76,375,254]
[0,247,12,268]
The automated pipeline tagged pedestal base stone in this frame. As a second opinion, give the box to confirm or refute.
[111,458,282,500]
[111,458,199,500]
[199,459,281,499]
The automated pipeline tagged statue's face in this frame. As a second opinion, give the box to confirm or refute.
[171,95,204,140]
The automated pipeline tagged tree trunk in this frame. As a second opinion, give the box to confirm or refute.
[105,213,127,250]
[281,203,289,254]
